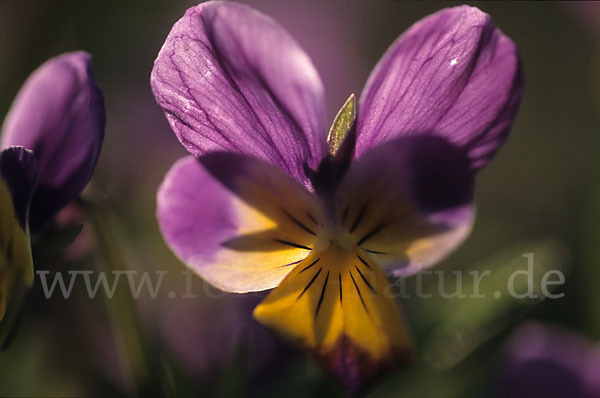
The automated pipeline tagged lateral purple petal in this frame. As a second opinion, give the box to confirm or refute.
[151,1,327,187]
[336,135,475,277]
[157,154,322,293]
[0,52,106,231]
[0,147,38,229]
[157,156,237,270]
[357,5,523,170]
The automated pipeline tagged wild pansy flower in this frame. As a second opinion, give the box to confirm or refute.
[152,2,523,392]
[0,52,105,322]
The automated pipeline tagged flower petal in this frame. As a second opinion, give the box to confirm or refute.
[0,147,37,321]
[254,248,412,394]
[357,5,523,170]
[151,2,327,187]
[0,52,106,231]
[336,136,474,277]
[157,154,325,293]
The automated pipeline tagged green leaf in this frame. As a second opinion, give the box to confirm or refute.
[418,239,570,370]
[327,94,355,156]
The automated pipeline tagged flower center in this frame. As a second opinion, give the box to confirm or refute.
[314,223,356,253]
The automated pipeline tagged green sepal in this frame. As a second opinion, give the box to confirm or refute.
[327,94,356,156]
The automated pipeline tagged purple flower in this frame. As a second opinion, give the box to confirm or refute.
[1,51,106,232]
[0,52,105,322]
[499,322,600,398]
[151,2,523,393]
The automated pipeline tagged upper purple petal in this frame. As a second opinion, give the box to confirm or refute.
[0,51,106,231]
[151,1,327,187]
[0,147,38,229]
[356,5,523,170]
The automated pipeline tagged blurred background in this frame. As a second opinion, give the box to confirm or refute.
[1,1,599,397]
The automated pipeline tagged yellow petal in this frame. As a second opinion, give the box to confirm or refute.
[0,179,33,321]
[253,244,412,392]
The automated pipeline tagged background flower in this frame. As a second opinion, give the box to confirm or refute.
[1,52,105,231]
[498,322,600,398]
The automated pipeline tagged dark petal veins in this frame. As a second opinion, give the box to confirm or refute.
[349,271,369,314]
[298,268,322,299]
[356,223,387,246]
[283,210,317,236]
[354,265,375,294]
[356,255,372,270]
[300,258,321,274]
[273,239,312,251]
[338,273,343,304]
[350,202,368,233]
[314,271,330,318]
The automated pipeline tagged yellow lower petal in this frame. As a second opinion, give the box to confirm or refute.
[253,244,412,392]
